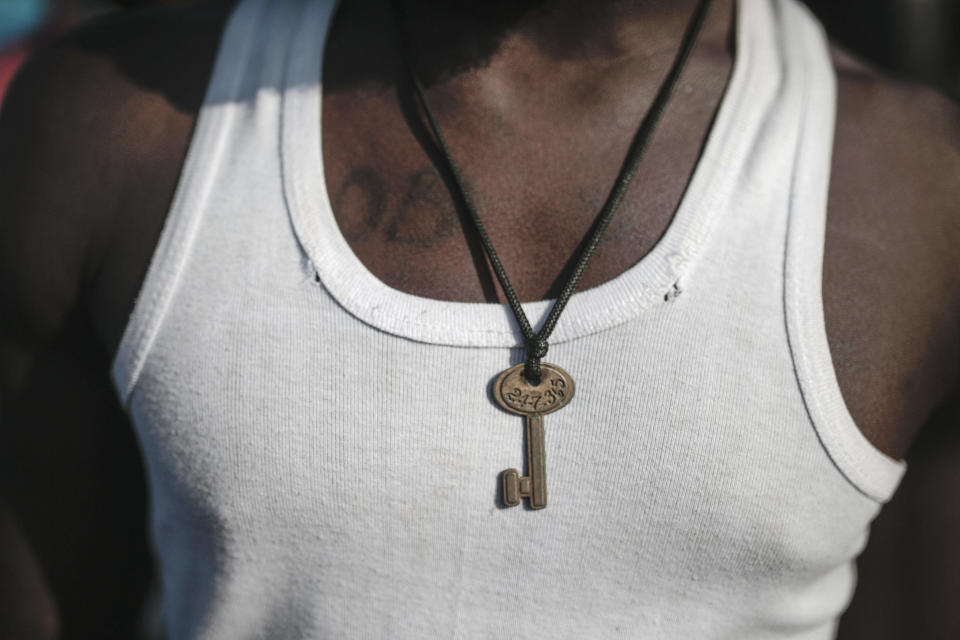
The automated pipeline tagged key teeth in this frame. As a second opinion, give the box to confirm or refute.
[503,469,520,507]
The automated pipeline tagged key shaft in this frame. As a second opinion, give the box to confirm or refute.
[503,414,546,509]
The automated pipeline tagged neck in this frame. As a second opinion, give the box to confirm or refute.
[326,0,709,91]
[407,0,706,81]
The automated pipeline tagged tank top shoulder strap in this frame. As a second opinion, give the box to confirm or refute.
[111,0,304,402]
[778,0,906,501]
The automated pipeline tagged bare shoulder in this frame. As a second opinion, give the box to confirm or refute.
[0,8,232,631]
[827,48,960,640]
[0,1,232,366]
[830,43,959,234]
[824,43,960,457]
[829,44,959,245]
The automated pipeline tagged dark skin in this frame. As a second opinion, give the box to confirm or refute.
[0,0,957,637]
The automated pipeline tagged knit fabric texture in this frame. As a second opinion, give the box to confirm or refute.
[112,0,905,637]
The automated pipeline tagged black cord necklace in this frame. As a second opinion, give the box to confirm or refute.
[394,0,714,509]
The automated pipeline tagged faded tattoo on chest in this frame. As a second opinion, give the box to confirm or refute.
[333,166,458,247]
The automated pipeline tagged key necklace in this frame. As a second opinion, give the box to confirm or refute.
[394,0,713,509]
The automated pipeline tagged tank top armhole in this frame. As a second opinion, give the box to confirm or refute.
[782,2,906,504]
[110,0,267,407]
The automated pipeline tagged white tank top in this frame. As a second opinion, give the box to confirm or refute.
[112,0,906,637]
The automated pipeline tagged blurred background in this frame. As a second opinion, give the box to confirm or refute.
[806,0,959,98]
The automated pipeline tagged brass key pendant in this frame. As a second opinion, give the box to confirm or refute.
[494,363,575,510]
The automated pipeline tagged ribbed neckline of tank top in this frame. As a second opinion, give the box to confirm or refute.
[281,0,769,348]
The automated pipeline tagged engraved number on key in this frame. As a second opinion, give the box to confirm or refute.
[494,363,574,510]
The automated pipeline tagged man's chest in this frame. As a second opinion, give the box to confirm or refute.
[315,84,954,460]
[93,41,957,464]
